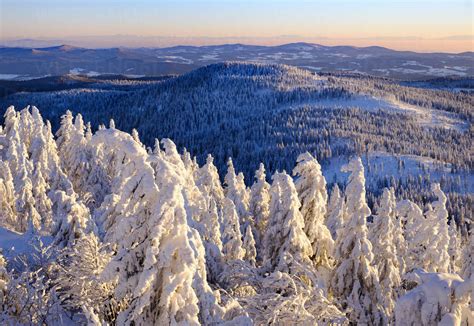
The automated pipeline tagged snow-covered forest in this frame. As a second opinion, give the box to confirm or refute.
[1,63,472,227]
[0,106,472,325]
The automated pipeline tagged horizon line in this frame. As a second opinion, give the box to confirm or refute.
[1,37,473,55]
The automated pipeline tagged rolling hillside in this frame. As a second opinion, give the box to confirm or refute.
[1,62,472,222]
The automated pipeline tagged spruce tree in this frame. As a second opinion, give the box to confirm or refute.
[330,157,386,324]
[293,152,334,269]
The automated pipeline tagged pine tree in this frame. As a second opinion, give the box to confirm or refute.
[293,152,334,269]
[330,157,386,324]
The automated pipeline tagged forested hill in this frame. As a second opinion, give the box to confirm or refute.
[0,106,472,324]
[1,62,472,222]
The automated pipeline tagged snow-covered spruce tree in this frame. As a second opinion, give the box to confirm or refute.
[50,190,90,248]
[4,107,25,177]
[95,130,154,239]
[224,158,250,232]
[53,111,91,195]
[0,253,8,311]
[396,199,428,272]
[369,188,402,319]
[55,110,75,157]
[200,197,223,252]
[29,107,63,185]
[423,183,451,273]
[249,163,270,257]
[14,160,40,233]
[40,119,75,196]
[182,148,199,177]
[57,113,92,196]
[461,228,473,281]
[0,161,17,229]
[159,139,210,237]
[117,177,207,325]
[292,152,334,270]
[196,154,225,212]
[131,128,144,148]
[448,220,462,274]
[221,198,245,262]
[195,154,226,241]
[199,196,224,283]
[96,130,225,325]
[2,106,18,144]
[18,107,35,151]
[263,171,313,275]
[243,225,257,267]
[326,183,345,240]
[395,270,473,325]
[387,189,408,275]
[330,157,386,325]
[83,144,111,209]
[31,161,53,232]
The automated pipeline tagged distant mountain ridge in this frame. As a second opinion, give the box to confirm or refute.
[1,42,473,80]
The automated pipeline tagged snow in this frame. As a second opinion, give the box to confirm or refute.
[0,74,21,80]
[391,66,468,77]
[0,226,52,259]
[156,55,193,64]
[283,95,468,131]
[69,68,85,75]
[0,74,51,81]
[0,106,471,325]
[395,270,473,325]
[322,151,473,193]
[198,54,220,61]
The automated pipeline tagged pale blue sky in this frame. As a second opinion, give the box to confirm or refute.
[1,0,472,51]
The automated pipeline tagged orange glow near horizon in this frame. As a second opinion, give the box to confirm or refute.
[1,0,472,53]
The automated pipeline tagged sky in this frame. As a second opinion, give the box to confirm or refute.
[0,0,473,52]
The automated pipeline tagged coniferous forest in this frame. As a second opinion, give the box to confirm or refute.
[1,0,473,322]
[0,104,472,325]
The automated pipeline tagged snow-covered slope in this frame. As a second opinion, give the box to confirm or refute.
[1,62,472,222]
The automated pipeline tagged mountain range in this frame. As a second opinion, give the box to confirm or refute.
[1,42,473,81]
